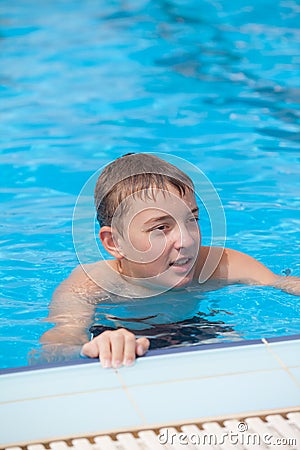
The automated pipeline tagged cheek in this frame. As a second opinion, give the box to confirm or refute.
[127,232,147,252]
[124,230,167,265]
[189,223,201,243]
[131,228,167,250]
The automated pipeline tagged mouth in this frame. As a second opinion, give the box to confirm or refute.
[169,257,189,266]
[169,257,194,270]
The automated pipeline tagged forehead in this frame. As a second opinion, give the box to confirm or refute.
[122,186,197,224]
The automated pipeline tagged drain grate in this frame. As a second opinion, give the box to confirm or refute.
[4,411,300,450]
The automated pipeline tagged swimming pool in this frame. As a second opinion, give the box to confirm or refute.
[0,0,299,370]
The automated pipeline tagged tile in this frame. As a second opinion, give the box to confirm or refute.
[264,339,300,368]
[0,387,144,447]
[1,340,299,447]
[118,343,280,387]
[127,368,300,425]
[0,363,122,403]
[289,367,300,386]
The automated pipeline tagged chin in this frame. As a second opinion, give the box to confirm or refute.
[138,265,196,291]
[173,276,193,289]
[158,272,194,289]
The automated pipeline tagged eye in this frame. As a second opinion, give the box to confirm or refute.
[153,224,169,231]
[148,223,171,232]
[188,216,199,223]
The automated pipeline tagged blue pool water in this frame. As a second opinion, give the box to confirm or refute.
[0,0,299,369]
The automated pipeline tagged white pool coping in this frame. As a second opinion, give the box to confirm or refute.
[0,337,299,447]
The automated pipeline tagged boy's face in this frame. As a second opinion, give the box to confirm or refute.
[112,184,201,290]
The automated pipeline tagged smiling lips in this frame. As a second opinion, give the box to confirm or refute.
[169,257,194,271]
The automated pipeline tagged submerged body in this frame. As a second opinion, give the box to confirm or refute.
[33,154,300,368]
[36,244,299,367]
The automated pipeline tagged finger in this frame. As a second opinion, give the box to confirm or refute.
[97,332,112,368]
[136,337,150,356]
[123,333,137,366]
[81,340,100,359]
[110,331,125,368]
[81,334,112,368]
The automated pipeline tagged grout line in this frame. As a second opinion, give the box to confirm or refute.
[2,344,298,406]
[110,366,285,390]
[115,369,148,425]
[3,364,294,406]
[0,384,124,406]
[262,338,300,388]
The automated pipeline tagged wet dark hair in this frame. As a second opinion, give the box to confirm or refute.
[94,153,194,230]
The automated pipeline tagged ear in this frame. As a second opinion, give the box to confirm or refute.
[99,226,124,259]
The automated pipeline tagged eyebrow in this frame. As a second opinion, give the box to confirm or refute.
[144,207,199,226]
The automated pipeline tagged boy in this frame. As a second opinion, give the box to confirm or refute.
[36,153,299,368]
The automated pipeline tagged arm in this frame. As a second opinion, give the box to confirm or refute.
[214,247,300,295]
[29,264,149,367]
[28,265,96,364]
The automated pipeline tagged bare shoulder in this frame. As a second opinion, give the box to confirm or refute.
[55,263,91,289]
[196,246,278,285]
[196,246,299,294]
[214,247,278,285]
[53,260,108,300]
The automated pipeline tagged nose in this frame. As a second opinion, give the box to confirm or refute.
[172,222,197,250]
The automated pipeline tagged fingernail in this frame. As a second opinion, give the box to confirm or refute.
[113,360,121,368]
[102,359,111,368]
[124,358,134,367]
[137,345,144,355]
